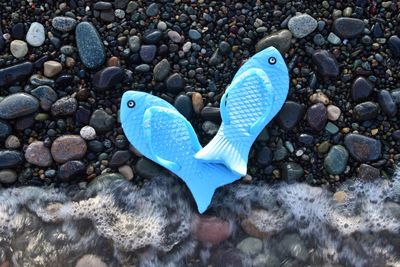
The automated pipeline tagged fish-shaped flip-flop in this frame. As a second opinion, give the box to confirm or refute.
[195,47,289,176]
[120,91,240,213]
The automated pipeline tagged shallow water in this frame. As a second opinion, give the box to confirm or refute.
[0,168,400,267]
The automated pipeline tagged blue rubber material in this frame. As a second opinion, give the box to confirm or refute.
[120,91,240,213]
[195,47,289,176]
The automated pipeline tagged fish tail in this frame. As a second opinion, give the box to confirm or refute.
[195,133,249,177]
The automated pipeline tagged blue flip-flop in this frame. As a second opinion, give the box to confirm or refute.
[195,47,289,176]
[120,91,240,213]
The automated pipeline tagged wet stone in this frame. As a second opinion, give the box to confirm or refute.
[193,216,231,245]
[51,96,78,116]
[51,135,87,163]
[277,101,305,130]
[0,93,39,120]
[312,50,340,80]
[146,3,159,16]
[255,29,292,54]
[43,61,62,78]
[353,101,379,121]
[344,133,382,162]
[139,45,157,63]
[188,29,201,40]
[378,90,397,116]
[12,22,25,40]
[0,62,33,87]
[93,67,124,91]
[0,150,24,168]
[109,150,131,168]
[201,106,221,123]
[388,36,400,57]
[135,157,163,178]
[143,29,162,44]
[333,18,365,39]
[128,36,140,52]
[282,162,304,181]
[58,160,86,182]
[25,141,52,167]
[352,77,373,102]
[306,103,327,131]
[357,164,380,180]
[0,169,17,184]
[324,145,348,175]
[166,73,185,94]
[153,59,170,81]
[257,147,272,166]
[236,237,263,256]
[288,13,317,38]
[31,86,58,111]
[89,109,115,134]
[75,22,105,69]
[52,16,77,32]
[174,95,193,120]
[93,2,112,10]
[0,120,11,140]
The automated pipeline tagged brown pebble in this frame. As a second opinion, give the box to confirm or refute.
[107,56,120,67]
[192,92,204,114]
[192,215,232,245]
[51,135,87,163]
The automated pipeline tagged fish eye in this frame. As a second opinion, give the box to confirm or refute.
[127,100,136,108]
[268,57,276,65]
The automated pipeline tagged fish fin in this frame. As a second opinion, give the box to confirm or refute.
[143,106,201,172]
[195,133,249,176]
[184,176,217,213]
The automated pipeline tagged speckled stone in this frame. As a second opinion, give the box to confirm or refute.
[344,133,382,162]
[51,135,87,163]
[25,141,52,167]
[75,22,105,69]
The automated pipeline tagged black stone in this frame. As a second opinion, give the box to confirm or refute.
[93,67,124,91]
[0,150,24,168]
[332,18,365,39]
[378,90,397,116]
[93,1,112,10]
[89,109,116,134]
[0,62,33,87]
[277,101,305,130]
[0,120,11,140]
[298,133,314,145]
[166,73,185,94]
[257,147,272,166]
[201,106,221,123]
[352,77,373,102]
[388,36,400,57]
[312,50,340,80]
[174,95,193,120]
[139,45,157,63]
[306,103,327,131]
[11,23,25,39]
[143,29,162,44]
[58,160,86,182]
[372,23,383,38]
[55,74,75,87]
[353,101,379,121]
[75,106,91,125]
[109,150,131,168]
[135,158,163,179]
[88,140,104,152]
[344,133,381,162]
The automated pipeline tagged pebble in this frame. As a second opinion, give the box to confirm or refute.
[353,101,379,121]
[191,92,204,114]
[327,32,341,45]
[174,95,193,120]
[0,62,32,87]
[139,45,157,63]
[288,13,317,38]
[128,36,140,52]
[188,29,201,40]
[357,164,380,180]
[388,36,400,57]
[10,40,28,58]
[153,59,170,81]
[324,145,348,175]
[255,29,292,54]
[193,215,232,245]
[168,31,182,43]
[312,50,339,79]
[277,101,305,130]
[278,234,309,262]
[135,158,163,179]
[201,107,221,123]
[143,29,162,44]
[378,90,397,116]
[202,121,219,135]
[118,165,134,180]
[31,85,58,111]
[344,133,382,162]
[257,147,272,166]
[58,160,86,182]
[12,22,25,40]
[282,162,304,181]
[26,22,45,47]
[0,120,11,140]
[4,135,19,149]
[75,22,105,69]
[309,92,329,105]
[0,150,24,168]
[51,96,77,116]
[210,249,245,267]
[43,61,62,78]
[52,16,77,32]
[306,103,327,131]
[93,67,124,91]
[332,18,365,39]
[109,150,131,168]
[146,3,159,16]
[25,141,52,167]
[0,93,39,120]
[51,135,87,163]
[327,105,341,121]
[89,109,115,134]
[80,126,96,140]
[253,251,280,267]
[236,237,263,256]
[0,169,17,184]
[352,77,373,102]
[166,73,185,93]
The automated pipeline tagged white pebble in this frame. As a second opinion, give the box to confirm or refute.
[327,105,341,121]
[26,22,45,47]
[10,40,28,58]
[80,126,96,140]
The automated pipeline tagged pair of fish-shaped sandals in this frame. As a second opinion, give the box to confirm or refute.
[120,47,289,213]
